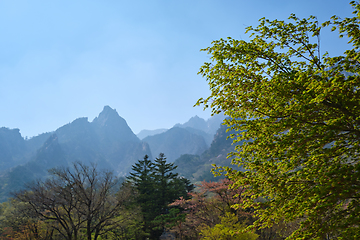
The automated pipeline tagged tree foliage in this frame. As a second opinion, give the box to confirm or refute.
[127,153,194,239]
[0,199,56,239]
[170,179,252,239]
[14,162,126,240]
[200,212,258,240]
[196,2,360,239]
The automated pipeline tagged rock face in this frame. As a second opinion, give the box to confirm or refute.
[175,114,225,136]
[175,116,208,132]
[174,121,244,181]
[92,106,139,143]
[173,114,226,146]
[143,127,208,162]
[0,134,67,201]
[0,128,27,170]
[0,106,151,201]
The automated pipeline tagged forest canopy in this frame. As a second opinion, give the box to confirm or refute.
[196,1,360,239]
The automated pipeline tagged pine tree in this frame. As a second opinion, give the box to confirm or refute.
[126,155,156,237]
[153,153,179,214]
[127,153,193,239]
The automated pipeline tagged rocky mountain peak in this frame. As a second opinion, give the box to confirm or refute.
[185,116,207,131]
[92,105,123,127]
[92,106,139,143]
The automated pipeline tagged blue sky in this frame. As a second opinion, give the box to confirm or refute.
[0,0,353,137]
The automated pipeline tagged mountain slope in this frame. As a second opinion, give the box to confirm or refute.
[175,114,225,136]
[0,106,151,201]
[143,127,207,162]
[0,128,27,170]
[137,129,168,140]
[174,122,244,181]
[0,134,67,201]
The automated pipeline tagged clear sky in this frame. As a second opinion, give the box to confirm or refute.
[0,0,353,138]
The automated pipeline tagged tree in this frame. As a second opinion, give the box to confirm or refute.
[153,153,179,215]
[127,154,194,239]
[153,153,193,212]
[200,212,258,240]
[170,179,252,239]
[0,199,55,239]
[196,2,360,239]
[127,154,156,238]
[14,162,126,240]
[94,182,147,240]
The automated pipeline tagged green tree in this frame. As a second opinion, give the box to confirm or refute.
[200,212,258,240]
[127,154,194,239]
[97,182,147,240]
[153,153,179,214]
[127,154,156,238]
[196,2,360,239]
[0,199,56,239]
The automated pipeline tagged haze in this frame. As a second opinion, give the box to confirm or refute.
[0,0,351,138]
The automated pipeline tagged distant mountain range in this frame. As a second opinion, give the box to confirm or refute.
[138,114,225,160]
[0,106,228,201]
[137,129,167,140]
[173,122,245,182]
[143,127,208,162]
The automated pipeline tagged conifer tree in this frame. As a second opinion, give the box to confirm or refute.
[126,155,156,236]
[127,153,193,239]
[153,153,179,214]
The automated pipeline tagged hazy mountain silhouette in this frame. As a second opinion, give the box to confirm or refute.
[0,134,67,201]
[137,129,168,140]
[175,116,207,132]
[0,106,151,201]
[0,128,27,170]
[173,114,225,146]
[174,121,244,181]
[0,108,226,202]
[49,106,151,174]
[0,128,55,171]
[143,127,208,162]
[174,114,225,135]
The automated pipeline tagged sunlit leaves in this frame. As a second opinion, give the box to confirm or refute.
[197,2,360,239]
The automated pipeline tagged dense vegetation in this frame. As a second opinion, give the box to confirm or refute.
[0,162,294,240]
[197,1,360,239]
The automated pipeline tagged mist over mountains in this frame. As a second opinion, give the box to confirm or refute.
[0,106,229,201]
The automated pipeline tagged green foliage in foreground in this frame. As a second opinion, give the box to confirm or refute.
[200,213,258,240]
[197,1,360,239]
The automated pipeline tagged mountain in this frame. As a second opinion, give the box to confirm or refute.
[137,129,168,140]
[206,114,227,135]
[175,116,207,132]
[0,106,151,201]
[174,114,225,136]
[92,105,139,143]
[0,134,67,201]
[143,127,208,162]
[0,128,53,171]
[0,128,27,170]
[173,121,244,182]
[0,107,228,202]
[52,106,151,174]
[138,114,226,165]
[173,114,226,146]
